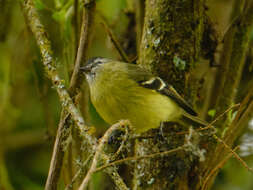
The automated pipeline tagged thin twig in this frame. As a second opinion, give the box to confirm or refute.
[21,1,97,190]
[73,0,79,54]
[65,154,93,190]
[213,0,253,127]
[110,124,129,161]
[94,146,184,173]
[206,84,253,190]
[47,0,96,189]
[22,0,91,139]
[201,146,239,190]
[226,87,253,140]
[176,104,240,135]
[203,2,253,185]
[102,154,129,190]
[232,101,253,139]
[204,105,253,177]
[135,0,145,53]
[101,21,130,62]
[45,113,72,190]
[208,0,245,108]
[213,135,253,173]
[69,0,96,94]
[203,87,253,189]
[206,105,253,174]
[78,121,130,190]
[66,125,130,190]
[46,113,76,190]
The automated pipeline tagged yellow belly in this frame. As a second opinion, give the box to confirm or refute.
[91,84,182,133]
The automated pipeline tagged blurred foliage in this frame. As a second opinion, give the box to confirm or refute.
[0,0,252,190]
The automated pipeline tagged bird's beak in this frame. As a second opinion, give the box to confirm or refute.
[80,65,91,74]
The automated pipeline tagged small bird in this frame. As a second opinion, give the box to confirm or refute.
[81,57,208,133]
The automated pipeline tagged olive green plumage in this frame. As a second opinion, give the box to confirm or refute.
[81,57,208,133]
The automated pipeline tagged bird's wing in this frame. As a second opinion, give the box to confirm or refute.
[126,63,197,116]
[160,84,197,116]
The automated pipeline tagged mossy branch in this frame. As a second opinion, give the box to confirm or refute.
[54,0,96,187]
[22,1,97,190]
[78,120,130,190]
[22,0,92,141]
[135,0,206,189]
[22,2,128,190]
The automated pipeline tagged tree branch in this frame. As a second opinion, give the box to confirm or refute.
[101,21,130,62]
[209,0,246,108]
[22,0,92,141]
[78,121,130,190]
[135,0,145,54]
[214,0,253,130]
[44,0,96,188]
[94,146,184,173]
[201,86,253,190]
[69,0,96,95]
[21,1,97,190]
[136,0,206,188]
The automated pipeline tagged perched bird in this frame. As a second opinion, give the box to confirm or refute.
[81,57,208,133]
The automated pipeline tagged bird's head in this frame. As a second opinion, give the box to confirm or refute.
[80,57,112,84]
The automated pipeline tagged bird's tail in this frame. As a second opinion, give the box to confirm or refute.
[180,112,209,127]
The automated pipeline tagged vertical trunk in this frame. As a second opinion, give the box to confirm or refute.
[139,0,204,101]
[134,0,206,189]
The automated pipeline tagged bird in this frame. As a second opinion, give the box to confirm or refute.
[81,57,208,134]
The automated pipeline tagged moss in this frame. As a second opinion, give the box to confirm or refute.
[135,0,207,189]
[139,0,205,101]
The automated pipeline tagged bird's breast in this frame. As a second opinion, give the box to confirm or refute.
[90,78,182,133]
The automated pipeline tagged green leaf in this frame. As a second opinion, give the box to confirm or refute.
[208,109,216,118]
[54,0,65,9]
[34,0,46,10]
[52,9,66,22]
[173,55,186,70]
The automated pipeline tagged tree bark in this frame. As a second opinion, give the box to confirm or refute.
[134,0,253,190]
[134,0,206,189]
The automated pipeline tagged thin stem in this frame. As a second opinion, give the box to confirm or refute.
[69,0,96,95]
[94,146,184,173]
[203,85,253,190]
[45,113,72,190]
[102,154,129,190]
[78,121,130,190]
[101,21,130,62]
[74,0,79,54]
[213,1,253,129]
[65,155,93,190]
[209,0,245,108]
[21,1,97,190]
[135,0,145,54]
[213,135,253,173]
[201,146,239,190]
[22,0,92,141]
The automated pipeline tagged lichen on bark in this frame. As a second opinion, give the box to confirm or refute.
[139,0,205,102]
[135,0,206,189]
